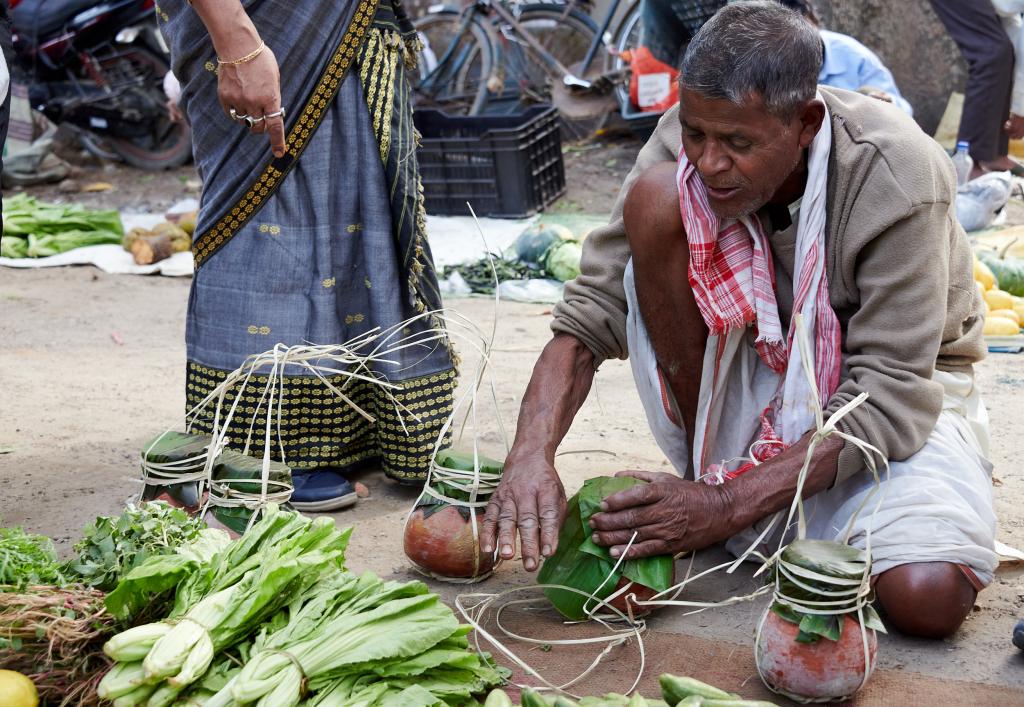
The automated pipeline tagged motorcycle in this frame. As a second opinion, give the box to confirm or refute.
[9,0,191,170]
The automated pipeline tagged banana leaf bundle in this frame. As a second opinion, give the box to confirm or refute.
[140,432,214,482]
[405,449,504,581]
[538,477,674,621]
[769,539,884,643]
[207,449,293,533]
[756,538,884,702]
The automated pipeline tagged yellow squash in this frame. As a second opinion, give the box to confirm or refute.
[974,258,996,291]
[990,309,1021,326]
[983,316,1020,336]
[984,288,1015,311]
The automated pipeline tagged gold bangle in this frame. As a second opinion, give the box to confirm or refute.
[218,40,266,67]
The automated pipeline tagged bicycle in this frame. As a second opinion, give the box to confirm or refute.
[413,0,644,123]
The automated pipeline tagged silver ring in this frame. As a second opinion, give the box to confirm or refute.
[244,115,265,128]
[264,107,286,119]
[229,108,249,123]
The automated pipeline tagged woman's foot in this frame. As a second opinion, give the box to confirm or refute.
[290,470,359,511]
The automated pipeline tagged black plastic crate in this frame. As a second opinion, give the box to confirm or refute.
[414,105,566,219]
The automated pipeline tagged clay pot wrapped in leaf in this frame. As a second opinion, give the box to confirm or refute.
[755,539,883,702]
[404,449,504,582]
[538,476,675,621]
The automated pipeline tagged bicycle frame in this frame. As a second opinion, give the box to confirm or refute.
[489,0,627,89]
[415,0,638,114]
[418,9,484,94]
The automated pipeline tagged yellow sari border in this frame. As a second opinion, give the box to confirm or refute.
[191,0,378,268]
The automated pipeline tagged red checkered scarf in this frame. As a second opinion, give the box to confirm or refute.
[676,150,842,436]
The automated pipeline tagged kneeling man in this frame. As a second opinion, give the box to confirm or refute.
[481,1,996,638]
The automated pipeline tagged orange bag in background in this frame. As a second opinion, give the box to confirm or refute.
[620,46,680,114]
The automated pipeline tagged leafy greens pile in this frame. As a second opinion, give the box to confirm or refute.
[1,193,123,259]
[70,501,206,592]
[0,522,67,589]
[98,504,507,706]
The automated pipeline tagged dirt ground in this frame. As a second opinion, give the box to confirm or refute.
[2,141,1024,697]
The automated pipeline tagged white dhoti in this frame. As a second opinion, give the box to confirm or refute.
[624,260,999,585]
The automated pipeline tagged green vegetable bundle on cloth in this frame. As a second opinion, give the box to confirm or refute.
[538,477,675,621]
[0,193,123,259]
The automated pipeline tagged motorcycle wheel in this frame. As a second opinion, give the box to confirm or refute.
[101,44,192,171]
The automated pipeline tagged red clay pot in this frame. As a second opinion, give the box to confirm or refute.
[607,569,674,618]
[404,505,495,580]
[755,608,878,701]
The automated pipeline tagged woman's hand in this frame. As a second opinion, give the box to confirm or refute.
[217,44,287,157]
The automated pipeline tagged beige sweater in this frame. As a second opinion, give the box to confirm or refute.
[552,87,986,483]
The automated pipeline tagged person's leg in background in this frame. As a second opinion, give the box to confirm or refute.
[929,0,1017,176]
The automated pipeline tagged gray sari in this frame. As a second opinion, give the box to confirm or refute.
[158,0,455,482]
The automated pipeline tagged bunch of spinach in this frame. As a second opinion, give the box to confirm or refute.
[0,523,66,589]
[69,501,205,591]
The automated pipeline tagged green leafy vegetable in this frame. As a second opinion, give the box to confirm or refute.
[99,505,504,705]
[69,501,206,591]
[544,241,583,282]
[1,193,123,259]
[443,253,544,294]
[0,522,66,589]
[0,236,28,258]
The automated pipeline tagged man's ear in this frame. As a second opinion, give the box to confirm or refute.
[797,100,826,149]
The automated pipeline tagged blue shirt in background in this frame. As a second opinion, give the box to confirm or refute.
[819,29,913,116]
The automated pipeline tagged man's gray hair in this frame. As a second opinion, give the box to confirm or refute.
[679,1,823,120]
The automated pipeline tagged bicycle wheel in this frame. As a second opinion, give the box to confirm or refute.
[607,0,643,111]
[413,7,495,116]
[500,5,598,106]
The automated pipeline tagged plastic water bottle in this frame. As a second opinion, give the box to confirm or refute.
[952,141,973,188]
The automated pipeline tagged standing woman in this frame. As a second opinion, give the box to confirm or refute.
[160,0,456,511]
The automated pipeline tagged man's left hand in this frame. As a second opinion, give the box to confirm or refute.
[588,471,734,560]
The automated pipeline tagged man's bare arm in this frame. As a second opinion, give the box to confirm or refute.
[480,334,596,570]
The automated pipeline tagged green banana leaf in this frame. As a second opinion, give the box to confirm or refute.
[141,431,212,469]
[421,448,505,512]
[212,448,292,495]
[771,538,886,643]
[538,476,674,621]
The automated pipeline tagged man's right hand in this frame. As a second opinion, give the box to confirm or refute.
[480,333,597,571]
[481,450,567,572]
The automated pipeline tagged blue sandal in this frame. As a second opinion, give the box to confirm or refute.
[290,470,359,512]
